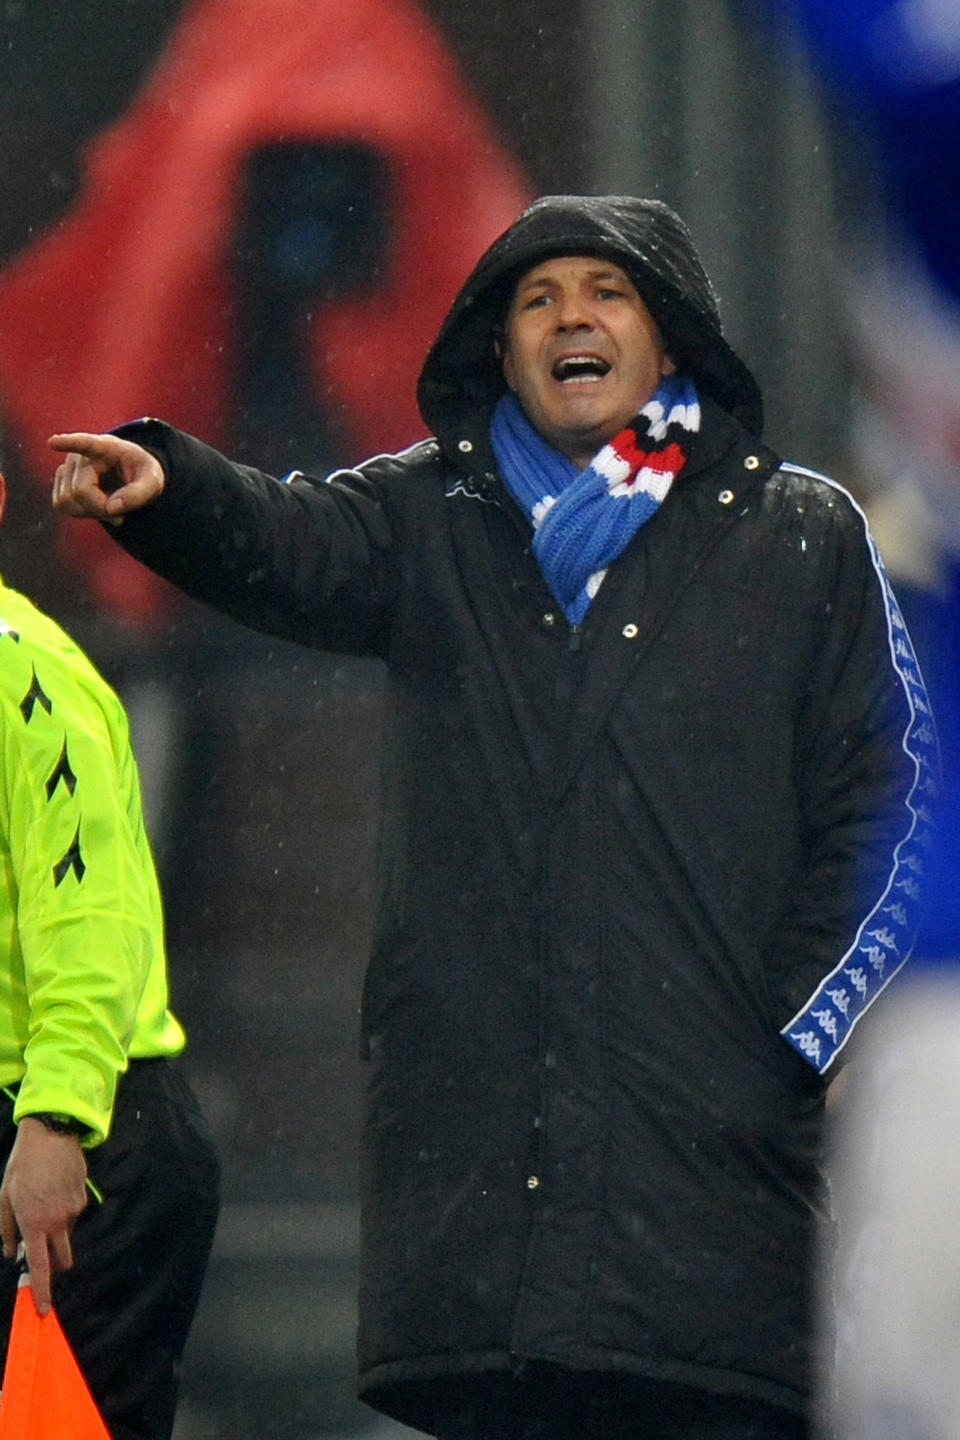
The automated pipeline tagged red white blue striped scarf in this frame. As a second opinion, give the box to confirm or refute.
[490,375,701,623]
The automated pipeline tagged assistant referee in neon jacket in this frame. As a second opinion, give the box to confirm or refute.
[0,458,219,1440]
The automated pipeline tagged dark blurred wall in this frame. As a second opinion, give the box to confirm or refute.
[0,1,189,264]
[583,0,856,473]
[0,0,586,270]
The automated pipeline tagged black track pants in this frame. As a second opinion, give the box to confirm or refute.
[0,1059,220,1440]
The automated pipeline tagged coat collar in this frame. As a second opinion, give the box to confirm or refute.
[436,392,778,507]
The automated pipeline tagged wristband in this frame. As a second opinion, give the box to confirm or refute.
[23,1112,88,1136]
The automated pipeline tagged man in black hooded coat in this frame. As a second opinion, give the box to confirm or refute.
[50,197,933,1440]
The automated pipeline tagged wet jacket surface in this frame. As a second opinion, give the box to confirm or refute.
[109,395,929,1426]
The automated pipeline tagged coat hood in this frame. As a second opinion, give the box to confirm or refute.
[417,194,764,439]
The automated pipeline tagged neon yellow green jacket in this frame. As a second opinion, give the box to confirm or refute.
[0,578,185,1145]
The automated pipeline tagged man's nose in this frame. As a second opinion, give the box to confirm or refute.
[555,291,592,330]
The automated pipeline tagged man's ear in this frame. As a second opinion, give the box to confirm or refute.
[661,354,676,376]
[0,472,7,527]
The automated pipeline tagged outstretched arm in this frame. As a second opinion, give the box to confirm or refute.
[50,431,166,522]
[51,418,406,653]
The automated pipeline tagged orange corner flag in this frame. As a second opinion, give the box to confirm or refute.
[0,1277,110,1439]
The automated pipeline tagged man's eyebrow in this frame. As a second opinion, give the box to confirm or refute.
[516,265,623,292]
[514,273,553,293]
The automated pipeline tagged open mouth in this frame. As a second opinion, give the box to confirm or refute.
[552,355,611,382]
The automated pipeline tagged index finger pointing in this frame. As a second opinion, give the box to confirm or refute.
[48,432,116,460]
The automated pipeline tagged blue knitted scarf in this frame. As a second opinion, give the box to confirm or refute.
[489,376,701,623]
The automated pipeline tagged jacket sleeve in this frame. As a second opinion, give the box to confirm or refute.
[0,677,159,1146]
[773,476,937,1074]
[110,419,410,655]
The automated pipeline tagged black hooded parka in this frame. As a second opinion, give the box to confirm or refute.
[109,198,932,1430]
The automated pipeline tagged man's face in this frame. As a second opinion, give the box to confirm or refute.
[500,255,674,469]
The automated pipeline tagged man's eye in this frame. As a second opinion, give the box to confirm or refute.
[524,294,551,309]
[597,288,623,300]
